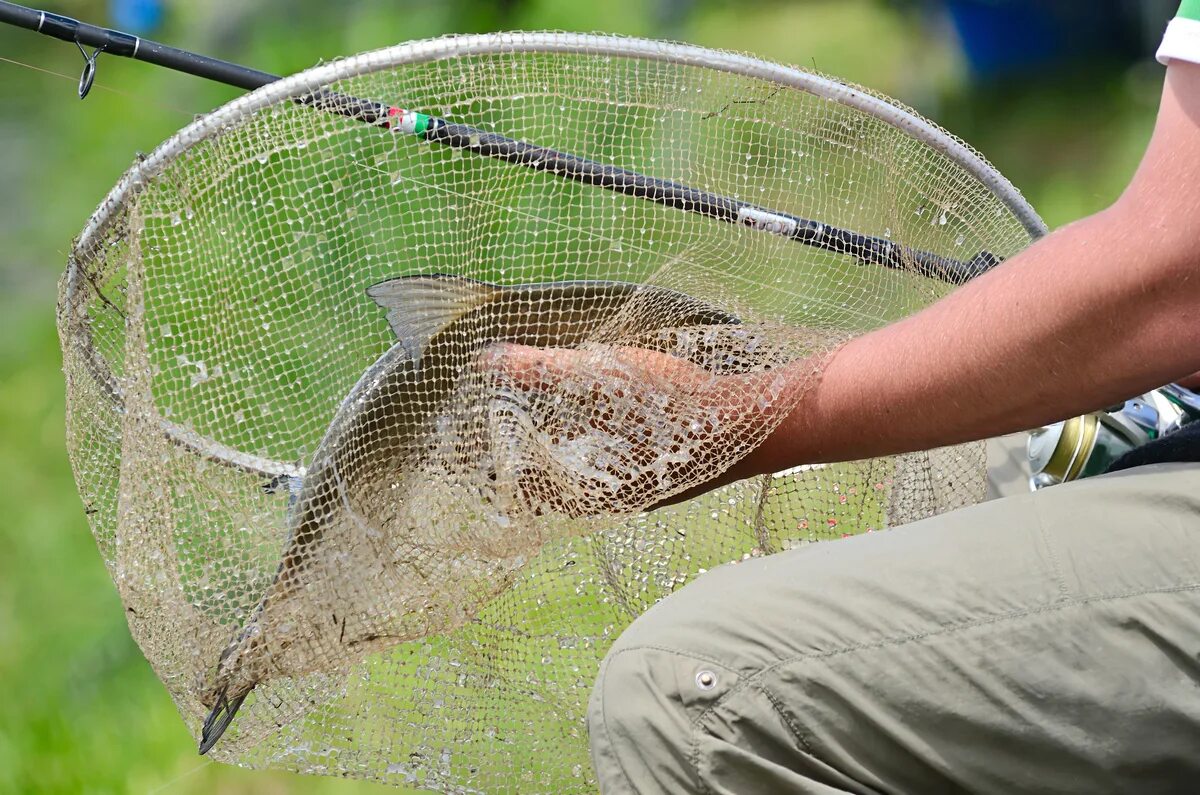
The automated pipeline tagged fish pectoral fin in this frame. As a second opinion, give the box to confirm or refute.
[366,274,500,362]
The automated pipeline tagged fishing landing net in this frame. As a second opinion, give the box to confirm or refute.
[58,33,1044,793]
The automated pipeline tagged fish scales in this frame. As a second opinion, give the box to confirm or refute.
[198,274,740,753]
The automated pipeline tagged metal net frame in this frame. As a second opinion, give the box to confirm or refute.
[59,32,1045,793]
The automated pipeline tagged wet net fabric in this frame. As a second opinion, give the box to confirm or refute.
[59,34,1037,793]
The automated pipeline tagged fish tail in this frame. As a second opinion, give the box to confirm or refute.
[198,685,249,754]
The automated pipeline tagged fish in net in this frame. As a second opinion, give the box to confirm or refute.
[58,32,1043,793]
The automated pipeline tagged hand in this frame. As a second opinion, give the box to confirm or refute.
[479,342,811,516]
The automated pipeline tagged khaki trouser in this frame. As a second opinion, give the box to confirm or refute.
[588,464,1200,794]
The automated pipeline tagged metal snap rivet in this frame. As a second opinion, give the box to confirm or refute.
[695,670,717,690]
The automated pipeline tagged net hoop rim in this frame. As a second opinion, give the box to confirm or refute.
[63,31,1047,479]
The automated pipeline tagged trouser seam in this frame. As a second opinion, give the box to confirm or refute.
[1031,496,1071,602]
[689,732,710,795]
[755,681,819,757]
[614,582,1200,698]
[754,682,888,795]
[692,581,1200,741]
[687,682,820,795]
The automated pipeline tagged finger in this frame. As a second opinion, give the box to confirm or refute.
[479,343,588,388]
[483,343,684,390]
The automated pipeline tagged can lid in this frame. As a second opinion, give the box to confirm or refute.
[1026,421,1065,476]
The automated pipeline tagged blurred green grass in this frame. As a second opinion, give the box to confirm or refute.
[0,0,1164,792]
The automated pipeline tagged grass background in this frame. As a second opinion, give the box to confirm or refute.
[0,0,1174,792]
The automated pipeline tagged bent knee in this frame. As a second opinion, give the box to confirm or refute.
[587,639,743,794]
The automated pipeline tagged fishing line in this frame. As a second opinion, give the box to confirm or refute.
[144,758,212,795]
[0,53,194,116]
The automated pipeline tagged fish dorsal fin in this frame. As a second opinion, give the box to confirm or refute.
[366,274,499,362]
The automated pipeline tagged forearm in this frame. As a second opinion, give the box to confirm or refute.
[745,61,1200,474]
[752,200,1200,472]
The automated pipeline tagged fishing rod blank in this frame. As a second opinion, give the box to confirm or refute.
[0,0,1000,283]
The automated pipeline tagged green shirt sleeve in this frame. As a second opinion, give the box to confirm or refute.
[1180,0,1200,22]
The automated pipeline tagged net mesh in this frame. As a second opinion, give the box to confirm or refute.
[59,33,1037,793]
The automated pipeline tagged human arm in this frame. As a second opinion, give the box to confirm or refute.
[745,60,1200,474]
[488,61,1200,500]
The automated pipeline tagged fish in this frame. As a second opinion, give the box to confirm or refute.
[198,273,740,754]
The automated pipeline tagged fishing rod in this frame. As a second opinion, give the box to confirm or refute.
[0,0,1001,284]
